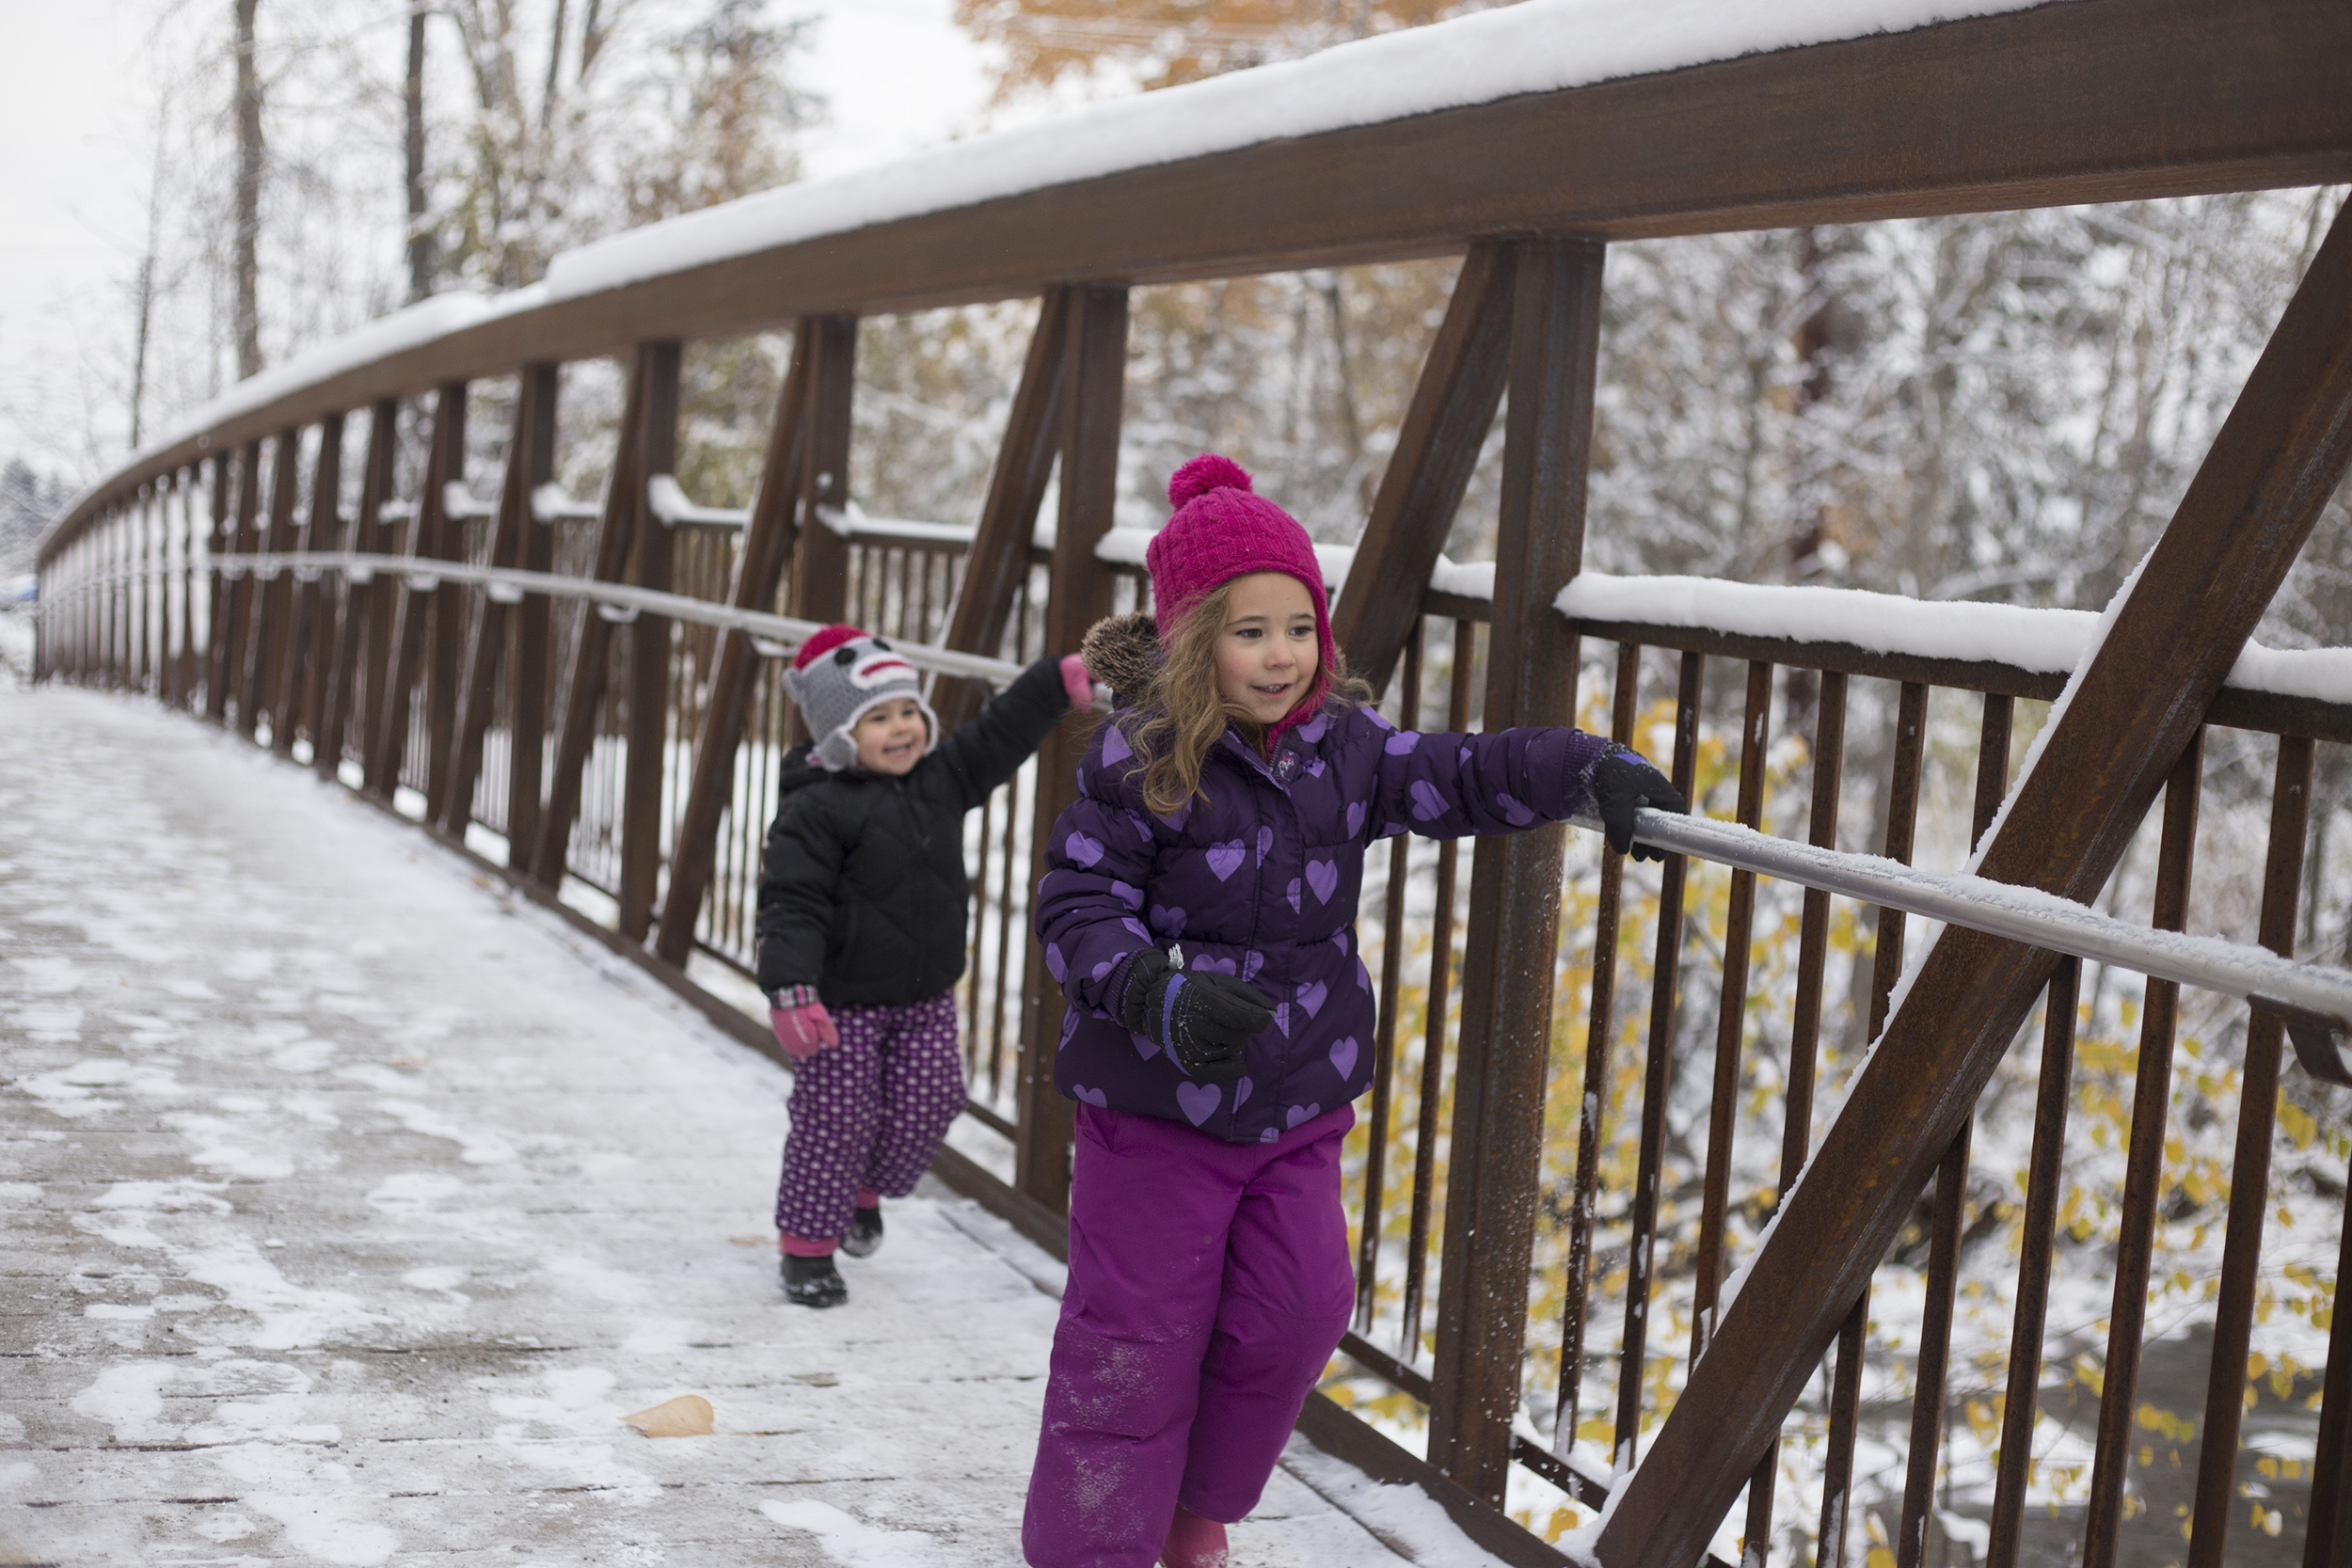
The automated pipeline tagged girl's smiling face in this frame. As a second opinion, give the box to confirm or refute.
[1213,572,1319,726]
[851,697,930,774]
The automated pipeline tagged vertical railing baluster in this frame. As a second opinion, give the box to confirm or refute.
[1817,678,1928,1568]
[2304,1129,2352,1568]
[1740,666,1848,1568]
[2186,734,2314,1568]
[1356,614,1424,1330]
[1692,659,1774,1364]
[2076,731,2201,1568]
[1896,690,2013,1568]
[1985,956,2083,1568]
[1558,637,1641,1456]
[1614,648,1703,1464]
[1400,615,1476,1360]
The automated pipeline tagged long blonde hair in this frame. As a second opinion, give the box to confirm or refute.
[1126,582,1372,820]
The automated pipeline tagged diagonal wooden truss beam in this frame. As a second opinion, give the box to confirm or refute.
[1330,242,1515,698]
[1595,197,2352,1568]
[531,349,656,886]
[652,325,820,967]
[439,364,558,840]
[932,289,1069,729]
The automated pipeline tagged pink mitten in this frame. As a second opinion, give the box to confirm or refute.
[1059,652,1095,709]
[769,993,838,1060]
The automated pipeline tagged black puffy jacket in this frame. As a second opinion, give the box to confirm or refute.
[755,656,1071,1006]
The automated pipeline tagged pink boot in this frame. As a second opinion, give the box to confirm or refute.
[1160,1506,1230,1568]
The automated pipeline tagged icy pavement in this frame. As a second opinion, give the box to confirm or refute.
[0,681,1486,1566]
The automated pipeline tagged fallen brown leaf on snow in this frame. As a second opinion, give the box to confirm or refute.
[624,1395,714,1437]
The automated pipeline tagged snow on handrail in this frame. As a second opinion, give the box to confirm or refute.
[816,503,979,547]
[646,474,753,528]
[210,551,1030,689]
[443,483,499,523]
[1597,807,2352,1081]
[531,483,602,523]
[1553,570,2352,707]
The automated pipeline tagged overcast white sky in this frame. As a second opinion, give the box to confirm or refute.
[0,0,1002,490]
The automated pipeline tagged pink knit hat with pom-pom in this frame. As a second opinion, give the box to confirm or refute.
[1146,454,1337,720]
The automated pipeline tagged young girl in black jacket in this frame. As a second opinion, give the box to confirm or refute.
[756,624,1090,1306]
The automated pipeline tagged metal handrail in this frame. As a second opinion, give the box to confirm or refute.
[208,550,1030,689]
[149,550,2352,1070]
[1601,807,2352,1080]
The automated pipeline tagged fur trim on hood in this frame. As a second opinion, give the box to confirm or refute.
[1080,612,1160,708]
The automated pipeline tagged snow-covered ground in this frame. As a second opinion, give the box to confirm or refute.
[0,680,1499,1565]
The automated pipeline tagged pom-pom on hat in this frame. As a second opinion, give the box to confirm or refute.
[783,624,937,771]
[1145,454,1337,722]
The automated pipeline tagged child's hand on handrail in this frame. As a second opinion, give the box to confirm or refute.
[1116,949,1270,1084]
[768,986,839,1060]
[1593,746,1689,863]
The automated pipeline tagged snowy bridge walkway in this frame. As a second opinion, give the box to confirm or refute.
[0,678,1486,1566]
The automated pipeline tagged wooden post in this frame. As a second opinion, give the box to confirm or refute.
[1425,234,1605,1504]
[318,404,391,784]
[1329,242,1517,698]
[1594,195,2352,1568]
[1016,283,1129,1215]
[199,459,230,711]
[933,290,1068,727]
[279,414,344,758]
[786,323,858,637]
[421,385,472,823]
[507,374,562,857]
[130,486,151,692]
[210,442,262,725]
[245,428,303,741]
[618,342,683,942]
[532,350,654,887]
[440,365,558,843]
[653,325,822,966]
[157,474,181,705]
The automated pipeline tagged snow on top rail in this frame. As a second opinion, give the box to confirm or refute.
[70,0,2058,535]
[1555,570,2352,708]
[546,0,2056,303]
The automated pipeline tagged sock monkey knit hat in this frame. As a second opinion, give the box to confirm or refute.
[784,624,937,772]
[1144,453,1337,720]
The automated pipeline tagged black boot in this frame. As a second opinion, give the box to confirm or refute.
[781,1253,847,1307]
[840,1204,883,1259]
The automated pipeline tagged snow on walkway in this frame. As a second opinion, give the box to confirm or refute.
[0,681,1479,1565]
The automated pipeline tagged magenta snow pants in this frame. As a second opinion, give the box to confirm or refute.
[773,990,964,1243]
[1022,1101,1357,1568]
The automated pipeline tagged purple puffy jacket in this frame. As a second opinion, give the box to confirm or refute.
[1035,675,1612,1144]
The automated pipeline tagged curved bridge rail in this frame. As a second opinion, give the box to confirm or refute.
[32,3,2352,1564]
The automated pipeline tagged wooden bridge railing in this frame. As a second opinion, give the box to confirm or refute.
[27,3,2352,1561]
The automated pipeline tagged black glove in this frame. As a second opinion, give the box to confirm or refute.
[1592,746,1688,863]
[1116,948,1272,1084]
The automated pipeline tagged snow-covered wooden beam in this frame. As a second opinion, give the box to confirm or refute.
[44,0,2352,547]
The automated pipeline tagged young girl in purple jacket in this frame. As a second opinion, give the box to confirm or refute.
[1024,454,1686,1568]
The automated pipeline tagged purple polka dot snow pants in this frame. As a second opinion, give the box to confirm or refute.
[773,990,964,1243]
[1022,1101,1357,1568]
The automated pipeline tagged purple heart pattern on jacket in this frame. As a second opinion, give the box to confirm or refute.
[1036,702,1610,1142]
